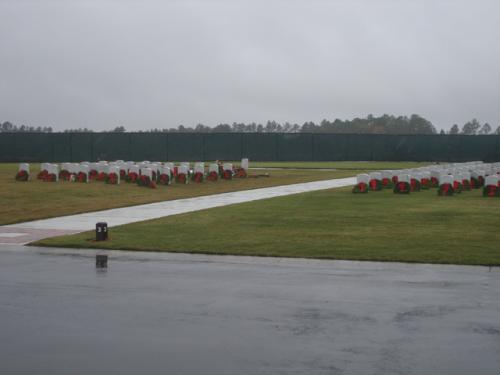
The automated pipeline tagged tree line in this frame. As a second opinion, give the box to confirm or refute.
[1,115,499,134]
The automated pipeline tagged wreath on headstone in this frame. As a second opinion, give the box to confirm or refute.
[410,178,421,192]
[126,171,138,183]
[369,179,382,191]
[105,172,119,185]
[75,172,87,183]
[420,178,430,190]
[59,169,71,181]
[192,171,204,183]
[15,170,29,181]
[483,184,500,197]
[158,173,170,185]
[438,183,454,196]
[352,182,368,193]
[393,181,411,194]
[176,172,188,184]
[207,171,218,181]
[381,178,393,188]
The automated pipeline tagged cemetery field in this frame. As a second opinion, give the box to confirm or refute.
[1,162,382,225]
[35,186,500,266]
[246,161,431,170]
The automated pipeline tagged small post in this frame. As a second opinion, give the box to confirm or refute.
[96,254,108,268]
[96,222,108,241]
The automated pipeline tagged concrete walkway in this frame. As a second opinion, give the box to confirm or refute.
[1,177,355,244]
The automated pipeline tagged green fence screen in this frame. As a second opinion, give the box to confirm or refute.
[1,133,499,162]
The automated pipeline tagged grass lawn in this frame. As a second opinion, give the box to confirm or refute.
[247,161,431,170]
[34,186,500,266]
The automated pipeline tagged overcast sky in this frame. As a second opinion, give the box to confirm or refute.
[1,0,499,131]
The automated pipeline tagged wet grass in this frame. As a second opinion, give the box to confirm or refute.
[1,162,364,225]
[244,161,431,170]
[35,186,500,266]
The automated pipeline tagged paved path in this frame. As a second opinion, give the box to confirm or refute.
[1,177,355,244]
[1,245,499,375]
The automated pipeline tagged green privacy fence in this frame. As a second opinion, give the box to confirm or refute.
[1,133,499,162]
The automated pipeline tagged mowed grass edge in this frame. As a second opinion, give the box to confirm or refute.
[34,187,500,266]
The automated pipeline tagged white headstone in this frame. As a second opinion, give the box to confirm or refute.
[178,165,188,175]
[109,166,121,184]
[381,170,393,180]
[397,174,410,183]
[19,163,30,173]
[241,158,249,170]
[129,165,140,174]
[369,172,382,180]
[356,174,370,184]
[440,175,453,185]
[485,175,499,186]
[194,165,204,174]
[209,163,219,173]
[161,166,171,177]
[142,167,153,179]
[48,164,59,181]
[223,163,233,171]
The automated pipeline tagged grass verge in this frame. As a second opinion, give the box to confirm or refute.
[34,186,500,266]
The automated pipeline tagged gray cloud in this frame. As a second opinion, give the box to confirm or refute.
[1,0,499,131]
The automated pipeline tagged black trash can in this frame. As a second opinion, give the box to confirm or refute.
[96,222,108,241]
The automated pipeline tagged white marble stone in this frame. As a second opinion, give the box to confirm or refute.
[241,158,249,170]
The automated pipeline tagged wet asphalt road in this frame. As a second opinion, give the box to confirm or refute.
[1,245,499,375]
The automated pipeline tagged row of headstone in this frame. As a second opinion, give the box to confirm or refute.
[353,161,500,196]
[18,158,249,186]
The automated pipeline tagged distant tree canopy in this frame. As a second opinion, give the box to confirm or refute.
[0,121,52,133]
[1,115,498,135]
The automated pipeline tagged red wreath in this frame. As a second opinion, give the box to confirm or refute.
[105,172,119,185]
[138,175,150,186]
[394,181,411,194]
[461,179,471,191]
[76,172,87,183]
[89,169,98,180]
[37,170,49,180]
[173,167,178,177]
[438,183,454,196]
[59,169,71,181]
[483,185,500,197]
[381,178,392,188]
[207,171,218,181]
[352,182,368,193]
[369,179,382,191]
[43,173,57,182]
[420,178,430,189]
[96,172,107,181]
[410,178,421,192]
[126,172,138,183]
[222,170,232,180]
[120,170,126,179]
[452,181,462,194]
[234,168,247,178]
[392,175,399,184]
[176,173,188,184]
[192,171,204,183]
[430,176,439,187]
[15,170,29,181]
[158,173,170,185]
